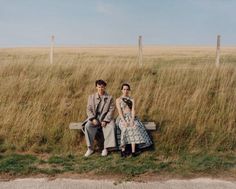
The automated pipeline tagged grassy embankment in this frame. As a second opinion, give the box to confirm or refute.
[0,46,235,178]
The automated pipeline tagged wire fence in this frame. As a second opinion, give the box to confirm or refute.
[1,35,236,67]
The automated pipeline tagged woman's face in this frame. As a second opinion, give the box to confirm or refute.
[122,86,130,96]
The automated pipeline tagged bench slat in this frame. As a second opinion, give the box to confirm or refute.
[69,122,83,130]
[143,122,156,130]
[69,122,156,131]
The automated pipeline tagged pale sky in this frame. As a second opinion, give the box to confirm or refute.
[0,0,235,47]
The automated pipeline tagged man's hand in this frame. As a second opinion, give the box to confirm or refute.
[101,121,107,127]
[92,119,99,126]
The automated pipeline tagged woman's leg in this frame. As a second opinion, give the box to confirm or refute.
[131,143,138,157]
[131,143,135,153]
[120,145,126,157]
[119,123,127,157]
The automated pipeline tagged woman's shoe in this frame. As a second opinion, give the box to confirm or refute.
[120,151,126,158]
[131,152,137,157]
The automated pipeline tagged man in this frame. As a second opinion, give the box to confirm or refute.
[82,79,116,157]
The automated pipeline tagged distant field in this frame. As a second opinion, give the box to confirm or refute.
[1,46,236,65]
[0,46,236,155]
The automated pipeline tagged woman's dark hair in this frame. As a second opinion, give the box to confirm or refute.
[95,80,107,87]
[121,83,131,90]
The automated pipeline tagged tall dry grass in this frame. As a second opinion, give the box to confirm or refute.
[0,46,236,154]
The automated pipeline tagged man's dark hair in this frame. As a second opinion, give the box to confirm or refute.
[121,83,131,90]
[95,79,107,87]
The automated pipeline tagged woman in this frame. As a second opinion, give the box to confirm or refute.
[116,83,152,157]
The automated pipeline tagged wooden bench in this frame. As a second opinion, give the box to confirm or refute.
[69,122,156,133]
[70,122,156,150]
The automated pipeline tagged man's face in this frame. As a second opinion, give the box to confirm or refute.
[96,84,106,94]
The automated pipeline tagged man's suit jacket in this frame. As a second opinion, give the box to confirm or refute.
[82,92,115,126]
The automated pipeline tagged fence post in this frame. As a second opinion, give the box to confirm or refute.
[50,35,55,64]
[215,35,221,67]
[138,35,143,66]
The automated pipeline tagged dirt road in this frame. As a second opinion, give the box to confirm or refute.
[0,178,235,189]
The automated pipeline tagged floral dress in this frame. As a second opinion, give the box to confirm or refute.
[116,97,152,149]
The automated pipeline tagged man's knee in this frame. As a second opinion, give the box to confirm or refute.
[103,120,115,133]
[107,120,115,128]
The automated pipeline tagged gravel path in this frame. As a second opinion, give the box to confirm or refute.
[0,178,236,189]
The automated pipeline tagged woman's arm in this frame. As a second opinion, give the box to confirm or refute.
[131,99,135,126]
[116,98,126,123]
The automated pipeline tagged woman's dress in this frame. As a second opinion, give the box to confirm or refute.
[116,97,152,149]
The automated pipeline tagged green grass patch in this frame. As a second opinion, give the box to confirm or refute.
[175,152,236,174]
[0,151,235,178]
[0,154,38,175]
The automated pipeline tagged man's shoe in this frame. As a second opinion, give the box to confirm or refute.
[101,149,108,156]
[84,149,94,157]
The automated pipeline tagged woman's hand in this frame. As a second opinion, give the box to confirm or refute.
[121,120,128,127]
[130,120,135,127]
